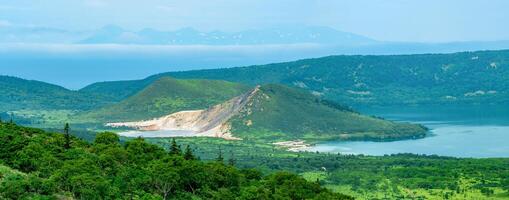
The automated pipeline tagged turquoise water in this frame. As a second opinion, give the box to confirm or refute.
[309,105,509,158]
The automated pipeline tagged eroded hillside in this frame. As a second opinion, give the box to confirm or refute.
[108,84,428,142]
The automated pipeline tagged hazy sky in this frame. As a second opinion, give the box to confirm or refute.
[1,0,508,43]
[2,0,509,89]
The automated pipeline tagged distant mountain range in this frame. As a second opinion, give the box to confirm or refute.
[2,24,509,53]
[0,24,376,45]
[4,25,509,91]
[79,25,377,45]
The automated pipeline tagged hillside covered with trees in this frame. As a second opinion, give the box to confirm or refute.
[0,121,351,199]
[0,76,115,112]
[77,50,509,107]
[167,50,509,106]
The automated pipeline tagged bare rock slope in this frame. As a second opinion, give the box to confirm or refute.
[106,86,260,140]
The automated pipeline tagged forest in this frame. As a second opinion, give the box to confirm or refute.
[150,136,509,199]
[0,121,352,200]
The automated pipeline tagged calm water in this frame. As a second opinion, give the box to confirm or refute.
[118,130,196,138]
[309,105,509,158]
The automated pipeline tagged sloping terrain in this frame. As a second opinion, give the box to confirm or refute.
[0,121,352,199]
[79,75,160,102]
[0,76,113,112]
[108,84,427,142]
[78,50,509,106]
[167,50,509,106]
[228,84,427,141]
[80,77,250,122]
[107,86,260,140]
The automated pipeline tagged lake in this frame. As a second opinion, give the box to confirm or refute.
[118,130,197,138]
[308,105,509,158]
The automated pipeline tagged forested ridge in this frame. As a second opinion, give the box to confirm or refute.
[0,121,352,199]
[4,50,509,115]
[168,50,509,106]
[0,76,115,112]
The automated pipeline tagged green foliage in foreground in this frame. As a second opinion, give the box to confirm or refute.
[151,137,509,200]
[79,77,250,122]
[230,84,427,142]
[0,122,351,200]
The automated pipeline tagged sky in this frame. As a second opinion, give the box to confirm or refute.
[1,0,509,89]
[0,0,508,43]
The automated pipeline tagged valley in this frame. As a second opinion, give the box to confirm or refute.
[3,2,509,199]
[2,49,509,199]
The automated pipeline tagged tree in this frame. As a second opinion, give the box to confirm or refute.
[52,158,114,199]
[0,123,355,199]
[0,173,27,199]
[148,159,180,200]
[183,145,195,160]
[125,138,166,164]
[64,123,71,149]
[169,138,181,156]
[94,132,120,146]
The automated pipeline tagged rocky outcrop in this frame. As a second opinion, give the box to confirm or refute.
[106,86,260,140]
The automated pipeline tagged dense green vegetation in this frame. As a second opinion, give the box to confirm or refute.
[148,137,509,200]
[3,122,507,199]
[166,50,509,106]
[0,76,114,112]
[2,76,426,142]
[0,122,351,199]
[6,49,509,116]
[79,77,250,122]
[1,77,249,129]
[7,49,509,129]
[3,50,509,199]
[79,75,165,102]
[229,84,427,142]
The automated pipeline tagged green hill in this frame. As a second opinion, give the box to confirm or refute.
[80,77,250,122]
[108,84,427,142]
[79,76,159,102]
[228,84,427,141]
[79,72,179,102]
[77,50,509,106]
[166,50,509,106]
[0,76,114,112]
